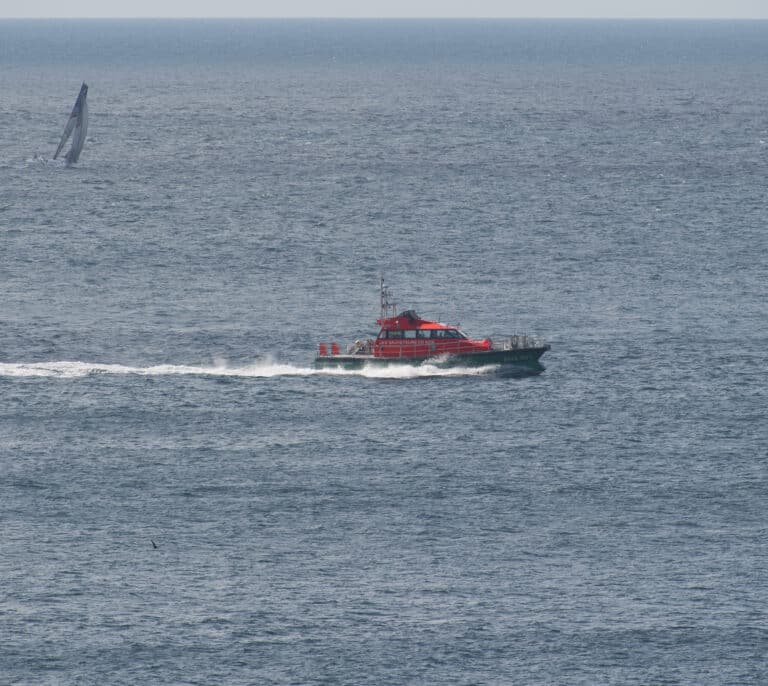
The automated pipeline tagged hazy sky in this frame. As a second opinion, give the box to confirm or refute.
[4,1,768,19]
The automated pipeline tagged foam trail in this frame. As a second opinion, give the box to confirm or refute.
[353,363,498,379]
[0,360,312,379]
[0,359,499,380]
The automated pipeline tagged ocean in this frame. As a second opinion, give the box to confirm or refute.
[1,19,767,685]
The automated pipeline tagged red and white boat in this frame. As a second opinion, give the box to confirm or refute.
[315,278,550,373]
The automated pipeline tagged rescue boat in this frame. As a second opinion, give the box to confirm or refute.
[315,278,550,372]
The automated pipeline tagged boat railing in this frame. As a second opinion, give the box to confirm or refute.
[347,339,373,355]
[493,335,548,351]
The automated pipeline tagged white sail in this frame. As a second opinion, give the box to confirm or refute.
[53,82,88,164]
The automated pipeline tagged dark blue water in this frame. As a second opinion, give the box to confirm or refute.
[2,19,767,685]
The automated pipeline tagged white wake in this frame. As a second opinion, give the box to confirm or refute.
[0,359,499,380]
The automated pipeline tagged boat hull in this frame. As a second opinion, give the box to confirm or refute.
[314,346,550,373]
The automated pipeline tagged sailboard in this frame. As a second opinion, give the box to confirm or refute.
[53,82,88,164]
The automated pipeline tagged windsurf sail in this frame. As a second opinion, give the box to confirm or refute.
[53,82,88,164]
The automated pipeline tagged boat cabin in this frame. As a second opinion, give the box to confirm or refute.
[373,310,491,358]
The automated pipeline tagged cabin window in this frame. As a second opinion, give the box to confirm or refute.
[444,329,461,338]
[387,330,404,339]
[404,330,417,339]
[415,330,428,338]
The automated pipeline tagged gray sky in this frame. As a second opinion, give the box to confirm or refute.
[4,1,768,19]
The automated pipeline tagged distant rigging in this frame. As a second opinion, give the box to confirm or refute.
[54,82,88,165]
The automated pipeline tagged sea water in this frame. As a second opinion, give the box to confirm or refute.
[1,19,767,685]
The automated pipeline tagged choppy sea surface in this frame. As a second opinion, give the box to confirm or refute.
[2,19,767,685]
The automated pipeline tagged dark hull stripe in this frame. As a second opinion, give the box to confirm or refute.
[314,346,549,370]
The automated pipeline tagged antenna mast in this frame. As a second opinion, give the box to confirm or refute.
[380,275,397,319]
